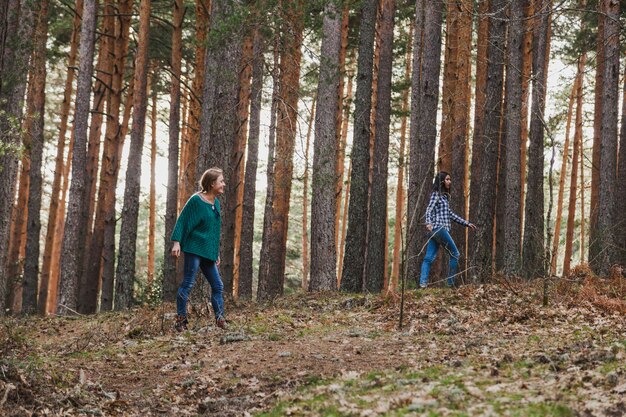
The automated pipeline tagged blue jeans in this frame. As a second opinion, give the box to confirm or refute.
[419,228,461,287]
[176,252,224,320]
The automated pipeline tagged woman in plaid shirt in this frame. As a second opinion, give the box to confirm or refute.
[419,171,476,288]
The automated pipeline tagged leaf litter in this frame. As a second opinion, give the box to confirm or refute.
[1,275,625,416]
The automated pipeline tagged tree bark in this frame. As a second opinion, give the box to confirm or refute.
[340,0,378,292]
[148,86,157,285]
[310,1,342,292]
[257,1,304,302]
[501,0,525,276]
[57,0,99,314]
[197,0,244,297]
[616,60,626,268]
[90,0,133,312]
[114,0,152,310]
[238,26,264,301]
[231,28,254,299]
[407,0,444,282]
[522,0,551,279]
[469,0,506,279]
[163,0,184,302]
[39,0,83,315]
[302,97,315,290]
[364,0,395,293]
[595,0,620,274]
[22,0,49,313]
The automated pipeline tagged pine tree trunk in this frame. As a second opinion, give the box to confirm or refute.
[22,0,49,313]
[519,0,534,242]
[469,0,506,279]
[407,0,444,281]
[257,1,304,302]
[148,87,157,285]
[389,23,413,294]
[337,160,351,287]
[238,26,264,301]
[39,0,83,315]
[552,70,577,275]
[522,0,551,278]
[334,7,350,252]
[163,0,184,302]
[302,97,315,290]
[501,0,525,276]
[310,1,342,292]
[101,74,134,311]
[78,4,115,313]
[616,62,626,268]
[114,0,152,310]
[468,0,489,254]
[589,4,604,270]
[90,0,132,312]
[563,54,586,275]
[364,0,395,293]
[57,0,99,314]
[231,29,254,299]
[197,0,244,297]
[258,39,280,300]
[340,0,378,292]
[595,0,620,274]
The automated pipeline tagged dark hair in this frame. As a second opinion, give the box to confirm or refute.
[432,171,451,193]
[199,167,223,192]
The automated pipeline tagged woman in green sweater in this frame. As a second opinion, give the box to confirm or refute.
[171,167,226,331]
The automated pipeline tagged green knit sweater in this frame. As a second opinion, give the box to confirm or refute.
[171,193,221,261]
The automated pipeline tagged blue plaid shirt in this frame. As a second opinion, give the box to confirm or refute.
[424,192,469,231]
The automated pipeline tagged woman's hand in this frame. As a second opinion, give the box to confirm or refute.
[467,223,476,231]
[216,256,221,266]
[171,242,181,258]
[426,224,433,232]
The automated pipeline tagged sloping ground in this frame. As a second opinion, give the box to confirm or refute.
[1,276,625,416]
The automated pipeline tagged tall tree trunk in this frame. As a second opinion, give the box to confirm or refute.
[57,0,99,314]
[616,59,626,268]
[257,1,304,302]
[407,0,444,282]
[337,159,351,287]
[468,0,489,255]
[148,86,157,285]
[114,0,152,310]
[519,0,534,243]
[101,74,134,311]
[238,26,264,301]
[302,97,315,290]
[39,0,83,315]
[163,0,184,302]
[389,23,413,294]
[469,0,506,279]
[334,7,350,252]
[595,0,620,274]
[258,39,280,300]
[552,70,577,275]
[90,0,133,312]
[563,53,586,275]
[340,0,378,292]
[589,3,604,270]
[310,1,342,292]
[232,29,254,299]
[522,0,551,278]
[22,0,49,313]
[78,3,115,313]
[579,105,586,265]
[336,65,353,285]
[197,0,244,298]
[501,0,525,276]
[364,0,395,293]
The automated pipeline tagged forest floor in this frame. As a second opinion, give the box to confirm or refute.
[2,269,626,416]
